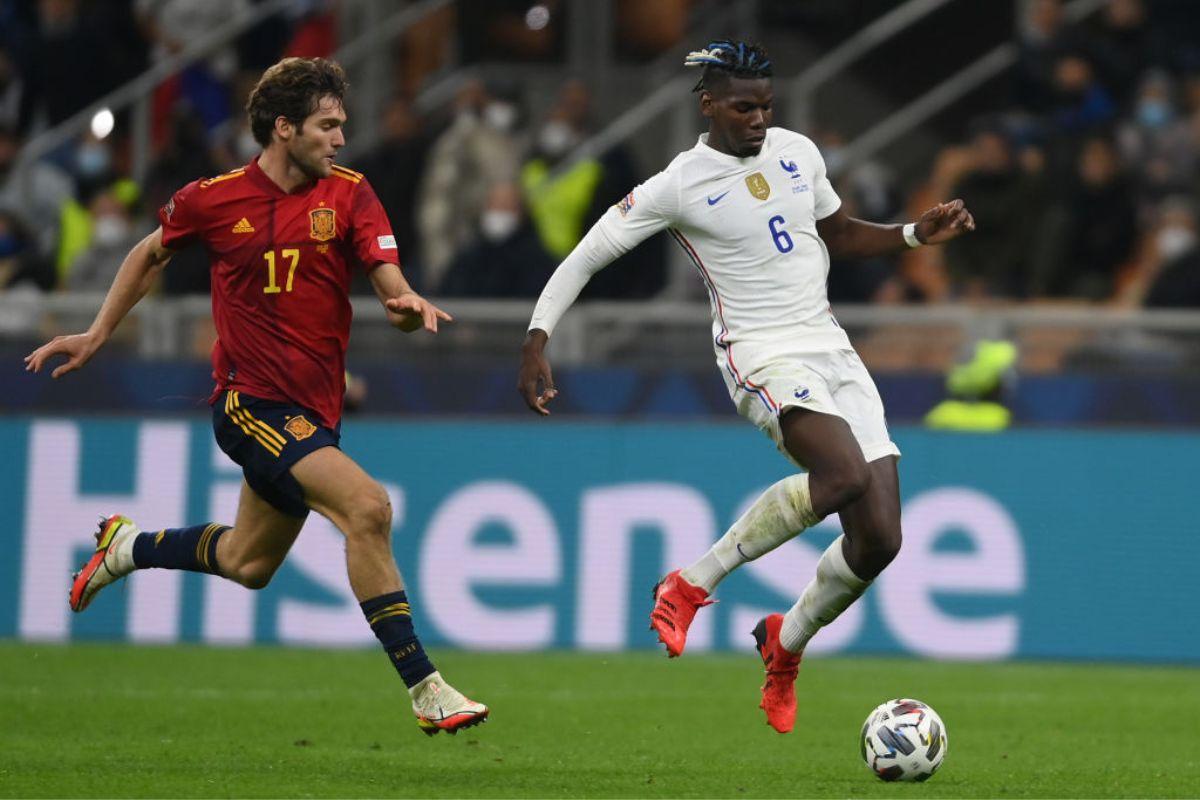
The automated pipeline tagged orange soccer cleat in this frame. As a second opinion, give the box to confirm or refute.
[752,614,803,734]
[69,514,140,612]
[649,569,713,657]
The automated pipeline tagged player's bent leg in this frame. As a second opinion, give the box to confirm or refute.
[780,408,872,519]
[290,446,400,598]
[214,480,307,589]
[290,447,488,735]
[70,485,305,611]
[654,433,825,657]
[776,458,900,654]
[730,412,885,731]
[836,456,902,580]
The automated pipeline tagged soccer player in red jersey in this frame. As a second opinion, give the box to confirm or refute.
[25,58,488,736]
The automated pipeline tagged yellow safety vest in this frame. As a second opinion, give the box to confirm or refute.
[521,157,603,258]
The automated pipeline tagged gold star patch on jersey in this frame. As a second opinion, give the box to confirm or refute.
[745,172,770,201]
[284,415,318,441]
[309,208,336,242]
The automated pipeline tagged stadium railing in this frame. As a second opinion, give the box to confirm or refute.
[3,293,1198,374]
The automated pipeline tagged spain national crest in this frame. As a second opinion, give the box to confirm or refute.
[284,415,318,441]
[745,172,771,201]
[309,207,336,242]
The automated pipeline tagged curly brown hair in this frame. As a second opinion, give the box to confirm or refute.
[246,58,349,147]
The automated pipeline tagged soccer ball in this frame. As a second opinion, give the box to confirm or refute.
[860,698,948,782]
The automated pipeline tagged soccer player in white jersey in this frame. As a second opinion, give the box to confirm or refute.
[518,40,975,734]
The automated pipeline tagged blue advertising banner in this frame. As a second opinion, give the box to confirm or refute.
[0,417,1196,663]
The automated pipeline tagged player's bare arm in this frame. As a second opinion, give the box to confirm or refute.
[368,261,452,333]
[518,328,557,416]
[24,226,175,378]
[815,200,975,260]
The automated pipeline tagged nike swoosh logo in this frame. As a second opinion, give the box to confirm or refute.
[707,191,730,206]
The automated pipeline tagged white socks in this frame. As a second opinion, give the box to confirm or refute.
[681,474,819,593]
[779,534,870,653]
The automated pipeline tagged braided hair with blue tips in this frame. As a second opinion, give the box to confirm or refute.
[684,39,773,94]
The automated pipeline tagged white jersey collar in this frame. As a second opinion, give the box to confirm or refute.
[695,130,773,167]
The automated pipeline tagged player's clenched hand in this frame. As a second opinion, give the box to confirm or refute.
[915,199,975,245]
[385,291,452,333]
[518,330,557,416]
[24,331,103,379]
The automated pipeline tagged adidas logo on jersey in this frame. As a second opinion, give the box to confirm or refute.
[232,218,256,234]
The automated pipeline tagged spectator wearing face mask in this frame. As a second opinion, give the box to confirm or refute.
[1118,71,1194,208]
[64,185,147,292]
[55,133,122,280]
[440,182,554,298]
[1132,200,1200,309]
[416,79,524,291]
[520,79,663,299]
[1126,198,1200,308]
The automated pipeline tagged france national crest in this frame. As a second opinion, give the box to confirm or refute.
[780,158,809,193]
[309,207,336,241]
[745,172,770,201]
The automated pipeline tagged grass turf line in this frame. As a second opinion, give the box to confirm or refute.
[1,643,1197,798]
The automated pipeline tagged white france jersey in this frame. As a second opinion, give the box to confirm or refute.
[529,128,852,399]
[603,129,848,369]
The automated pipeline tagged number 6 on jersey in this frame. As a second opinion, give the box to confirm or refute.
[768,215,793,253]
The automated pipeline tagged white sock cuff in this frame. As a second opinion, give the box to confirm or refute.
[825,534,870,590]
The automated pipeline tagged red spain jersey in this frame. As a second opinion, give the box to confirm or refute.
[159,157,398,428]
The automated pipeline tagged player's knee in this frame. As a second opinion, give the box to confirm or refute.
[345,485,393,541]
[859,524,902,577]
[825,460,872,509]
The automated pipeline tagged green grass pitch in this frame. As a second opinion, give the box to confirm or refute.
[2,643,1197,798]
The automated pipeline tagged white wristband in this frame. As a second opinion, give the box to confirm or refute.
[902,222,923,248]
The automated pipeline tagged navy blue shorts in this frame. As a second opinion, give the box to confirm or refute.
[212,389,341,518]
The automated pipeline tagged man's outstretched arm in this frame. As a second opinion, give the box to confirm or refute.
[815,199,975,261]
[368,262,452,333]
[25,226,175,378]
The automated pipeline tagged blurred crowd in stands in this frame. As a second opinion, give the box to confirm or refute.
[839,0,1200,308]
[0,0,1198,312]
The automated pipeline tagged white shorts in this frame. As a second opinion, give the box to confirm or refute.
[721,347,901,466]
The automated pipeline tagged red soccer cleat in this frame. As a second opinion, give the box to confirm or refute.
[752,613,802,734]
[69,514,140,612]
[649,569,713,657]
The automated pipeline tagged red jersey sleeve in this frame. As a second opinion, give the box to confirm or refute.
[349,177,400,270]
[158,179,205,250]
